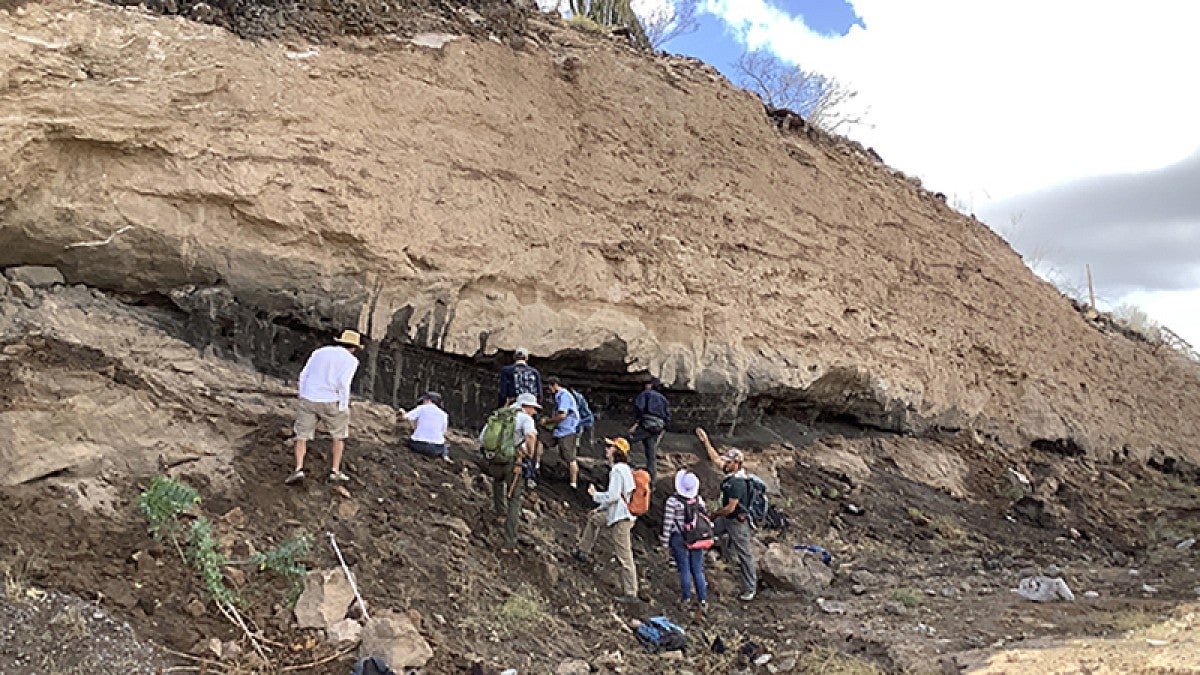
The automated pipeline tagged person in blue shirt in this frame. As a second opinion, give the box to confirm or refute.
[628,377,670,483]
[544,376,581,489]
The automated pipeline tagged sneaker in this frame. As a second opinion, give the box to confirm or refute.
[284,469,305,485]
[442,455,454,463]
[569,482,578,490]
[738,590,756,602]
[614,595,640,604]
[329,470,350,483]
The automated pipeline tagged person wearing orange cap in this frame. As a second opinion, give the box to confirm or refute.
[572,437,639,603]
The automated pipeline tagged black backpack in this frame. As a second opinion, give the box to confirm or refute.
[352,656,395,675]
[679,497,715,550]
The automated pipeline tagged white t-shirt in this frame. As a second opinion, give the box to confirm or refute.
[514,408,536,448]
[297,345,359,411]
[405,403,448,444]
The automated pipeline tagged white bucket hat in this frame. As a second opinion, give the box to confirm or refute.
[674,470,700,499]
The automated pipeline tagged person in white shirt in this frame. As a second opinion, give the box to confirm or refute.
[572,437,639,603]
[286,330,362,485]
[399,392,451,462]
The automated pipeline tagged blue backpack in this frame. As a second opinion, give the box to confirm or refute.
[572,389,594,428]
[634,616,687,653]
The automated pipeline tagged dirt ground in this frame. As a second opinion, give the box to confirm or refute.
[3,284,1200,673]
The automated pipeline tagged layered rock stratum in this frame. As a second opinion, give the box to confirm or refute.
[2,0,1199,462]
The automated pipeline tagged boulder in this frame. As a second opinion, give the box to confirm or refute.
[8,280,34,300]
[360,611,434,669]
[555,658,591,675]
[759,544,833,593]
[294,569,355,629]
[4,265,64,287]
[327,618,363,645]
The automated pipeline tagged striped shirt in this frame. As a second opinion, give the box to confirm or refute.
[660,494,706,547]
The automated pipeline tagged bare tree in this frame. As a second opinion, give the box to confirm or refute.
[733,50,864,134]
[637,0,700,49]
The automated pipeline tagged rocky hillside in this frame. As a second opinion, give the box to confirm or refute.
[3,0,1200,462]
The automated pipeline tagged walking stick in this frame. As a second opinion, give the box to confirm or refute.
[327,532,370,622]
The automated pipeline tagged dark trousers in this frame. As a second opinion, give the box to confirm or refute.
[628,426,662,483]
[669,532,708,602]
[488,462,523,548]
[408,439,447,458]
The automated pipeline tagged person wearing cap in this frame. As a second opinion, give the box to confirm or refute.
[571,437,639,603]
[696,427,757,601]
[497,347,543,408]
[399,392,451,463]
[486,392,541,554]
[661,469,709,611]
[543,376,581,489]
[629,377,671,484]
[286,330,363,485]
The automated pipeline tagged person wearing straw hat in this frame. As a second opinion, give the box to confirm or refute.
[661,469,710,613]
[286,330,363,485]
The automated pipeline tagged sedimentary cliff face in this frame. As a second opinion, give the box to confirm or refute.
[2,0,1199,460]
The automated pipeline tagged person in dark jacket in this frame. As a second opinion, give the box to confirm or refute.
[497,347,542,408]
[628,377,670,483]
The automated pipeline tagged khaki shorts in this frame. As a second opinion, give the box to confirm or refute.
[549,433,579,463]
[293,398,350,440]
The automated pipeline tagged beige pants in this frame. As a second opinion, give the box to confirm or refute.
[578,510,637,596]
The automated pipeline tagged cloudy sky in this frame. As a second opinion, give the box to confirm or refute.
[542,0,1200,347]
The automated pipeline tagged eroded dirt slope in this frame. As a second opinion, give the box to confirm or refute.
[2,283,1200,673]
[2,0,1200,463]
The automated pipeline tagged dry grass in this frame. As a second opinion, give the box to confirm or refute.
[890,588,923,609]
[491,588,549,637]
[794,646,884,675]
[932,514,967,541]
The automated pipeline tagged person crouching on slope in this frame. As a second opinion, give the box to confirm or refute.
[286,330,362,485]
[572,437,639,604]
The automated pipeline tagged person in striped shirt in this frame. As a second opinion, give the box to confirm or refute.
[661,469,709,612]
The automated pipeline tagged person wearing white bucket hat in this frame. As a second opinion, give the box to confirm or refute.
[661,469,711,612]
[286,329,363,485]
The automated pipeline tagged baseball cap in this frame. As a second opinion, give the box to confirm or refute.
[604,437,631,454]
[515,347,530,359]
[419,391,442,405]
[515,392,541,409]
[720,448,745,464]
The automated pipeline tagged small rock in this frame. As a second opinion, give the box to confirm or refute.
[186,598,207,618]
[225,566,247,588]
[1129,569,1139,576]
[9,280,34,300]
[754,654,772,665]
[851,584,868,595]
[556,657,591,675]
[1013,576,1074,602]
[221,641,242,662]
[1177,538,1196,550]
[884,601,907,615]
[327,618,363,644]
[772,656,797,672]
[4,265,64,287]
[816,598,847,615]
[337,499,361,520]
[850,570,878,586]
[1083,591,1100,598]
[1147,639,1169,647]
[221,507,247,529]
[1044,564,1062,577]
[940,587,959,598]
[333,486,353,499]
[1141,584,1158,594]
[360,611,433,668]
[294,569,356,630]
[205,637,223,658]
[432,515,472,538]
[0,277,8,296]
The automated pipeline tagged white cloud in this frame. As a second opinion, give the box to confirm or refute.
[700,0,1200,202]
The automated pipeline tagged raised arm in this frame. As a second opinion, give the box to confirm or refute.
[695,427,722,465]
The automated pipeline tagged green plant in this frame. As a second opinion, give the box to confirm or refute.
[891,588,923,609]
[492,588,548,636]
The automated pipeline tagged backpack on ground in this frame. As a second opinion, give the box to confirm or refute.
[512,363,540,398]
[743,474,769,524]
[352,656,395,675]
[680,497,715,550]
[572,389,594,429]
[481,406,519,463]
[763,503,789,530]
[634,616,687,653]
[625,468,652,516]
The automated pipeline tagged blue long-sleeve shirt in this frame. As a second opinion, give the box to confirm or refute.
[634,389,671,424]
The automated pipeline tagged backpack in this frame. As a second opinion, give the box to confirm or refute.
[480,406,519,463]
[512,363,540,399]
[625,468,652,516]
[679,497,715,550]
[743,474,769,524]
[723,474,769,524]
[352,656,395,675]
[572,389,594,428]
[634,616,687,653]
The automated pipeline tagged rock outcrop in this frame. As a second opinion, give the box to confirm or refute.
[2,0,1200,461]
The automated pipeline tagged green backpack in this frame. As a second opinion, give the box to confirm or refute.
[481,406,519,463]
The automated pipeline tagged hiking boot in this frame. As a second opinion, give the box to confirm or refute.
[738,590,756,602]
[329,470,350,483]
[284,469,305,485]
[614,595,640,604]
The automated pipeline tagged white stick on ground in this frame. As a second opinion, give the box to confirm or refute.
[327,532,370,621]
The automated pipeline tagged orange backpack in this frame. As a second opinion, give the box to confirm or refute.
[625,468,652,516]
